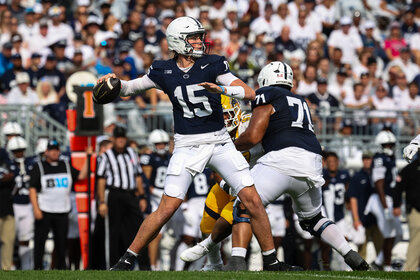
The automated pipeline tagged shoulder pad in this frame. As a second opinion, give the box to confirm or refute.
[150,59,172,71]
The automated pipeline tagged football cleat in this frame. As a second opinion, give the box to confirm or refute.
[201,262,223,271]
[93,77,121,104]
[223,256,247,271]
[263,252,303,271]
[180,243,209,262]
[110,251,136,271]
[344,250,370,271]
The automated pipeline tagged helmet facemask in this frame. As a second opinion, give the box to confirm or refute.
[154,142,169,156]
[381,143,395,156]
[183,31,206,58]
[222,99,241,133]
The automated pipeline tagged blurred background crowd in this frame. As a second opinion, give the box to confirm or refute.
[0,0,419,146]
[0,0,420,272]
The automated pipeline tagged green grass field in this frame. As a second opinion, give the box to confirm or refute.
[0,271,419,280]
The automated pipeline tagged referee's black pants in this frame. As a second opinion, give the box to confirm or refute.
[34,212,69,270]
[108,189,147,268]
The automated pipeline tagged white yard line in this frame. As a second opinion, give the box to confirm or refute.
[282,272,398,280]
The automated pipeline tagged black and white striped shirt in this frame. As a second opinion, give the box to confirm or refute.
[96,147,142,191]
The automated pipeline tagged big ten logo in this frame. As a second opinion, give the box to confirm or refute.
[83,90,95,118]
[46,177,69,188]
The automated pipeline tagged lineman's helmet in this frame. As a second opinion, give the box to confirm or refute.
[257,61,293,88]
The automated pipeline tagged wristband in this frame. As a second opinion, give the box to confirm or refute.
[218,85,226,94]
[138,194,147,200]
[221,86,245,99]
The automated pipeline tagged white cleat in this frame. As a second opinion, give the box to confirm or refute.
[201,262,223,271]
[180,243,209,262]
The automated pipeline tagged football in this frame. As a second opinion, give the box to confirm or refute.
[92,77,121,104]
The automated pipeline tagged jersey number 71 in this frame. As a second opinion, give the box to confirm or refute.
[286,96,314,132]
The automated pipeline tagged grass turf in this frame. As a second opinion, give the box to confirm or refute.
[0,271,419,280]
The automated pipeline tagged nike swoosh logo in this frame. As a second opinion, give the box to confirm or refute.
[201,64,209,69]
[124,260,131,265]
[270,260,279,266]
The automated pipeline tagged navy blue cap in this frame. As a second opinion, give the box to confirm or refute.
[11,53,22,59]
[239,45,248,53]
[47,139,60,150]
[31,53,42,58]
[112,58,124,66]
[113,126,127,137]
[46,53,56,60]
[317,77,328,84]
[3,42,13,49]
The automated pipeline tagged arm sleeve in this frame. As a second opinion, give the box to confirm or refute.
[29,163,41,192]
[120,75,158,97]
[216,72,240,86]
[371,157,386,183]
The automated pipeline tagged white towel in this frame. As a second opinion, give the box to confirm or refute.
[184,144,215,176]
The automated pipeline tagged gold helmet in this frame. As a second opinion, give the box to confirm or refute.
[221,95,241,133]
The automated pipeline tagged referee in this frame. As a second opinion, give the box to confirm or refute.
[96,126,147,268]
[29,139,88,269]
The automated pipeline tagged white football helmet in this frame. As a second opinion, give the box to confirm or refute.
[257,61,293,88]
[375,130,396,156]
[3,122,23,136]
[148,129,170,155]
[36,138,49,155]
[221,95,241,133]
[7,136,27,151]
[166,16,206,58]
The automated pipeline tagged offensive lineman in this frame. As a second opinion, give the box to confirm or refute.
[182,62,369,271]
[101,16,281,271]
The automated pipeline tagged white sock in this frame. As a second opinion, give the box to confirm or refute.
[375,251,384,266]
[314,218,352,256]
[262,248,276,256]
[201,234,217,250]
[231,247,247,258]
[127,248,138,257]
[207,243,222,264]
[175,242,189,271]
[19,246,33,270]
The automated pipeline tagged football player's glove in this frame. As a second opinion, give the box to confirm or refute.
[92,77,121,104]
[403,142,419,162]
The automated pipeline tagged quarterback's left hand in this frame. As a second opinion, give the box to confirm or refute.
[198,82,224,94]
[403,143,419,162]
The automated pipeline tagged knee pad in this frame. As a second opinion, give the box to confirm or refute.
[299,212,335,238]
[232,201,250,224]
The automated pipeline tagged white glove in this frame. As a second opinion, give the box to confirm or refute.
[403,142,419,162]
[384,208,393,221]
